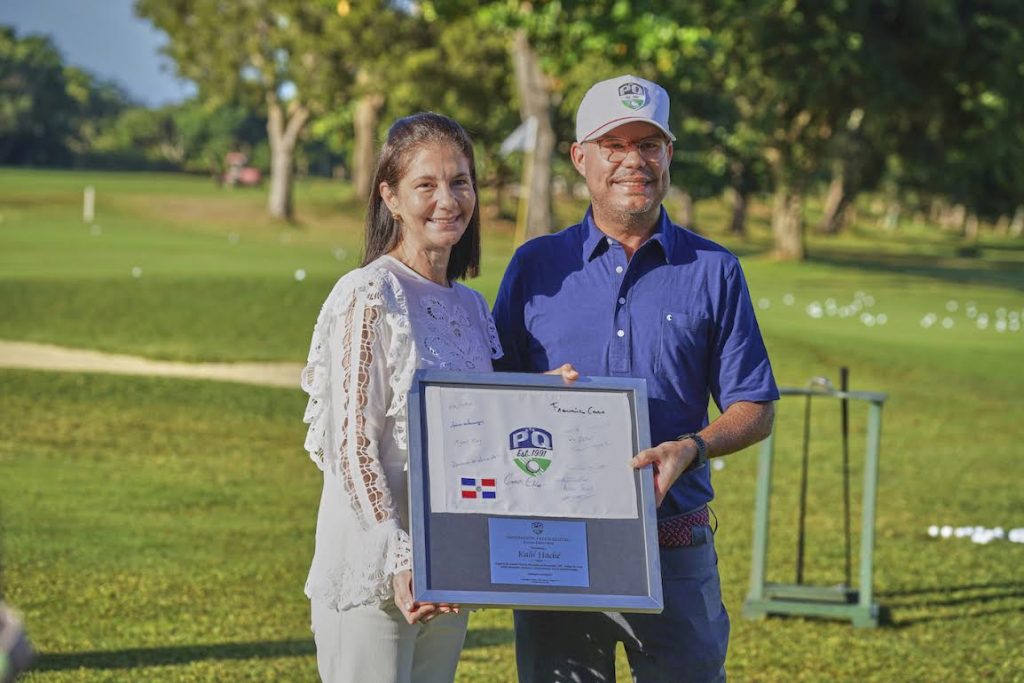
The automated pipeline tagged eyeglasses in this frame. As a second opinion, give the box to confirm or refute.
[590,137,668,163]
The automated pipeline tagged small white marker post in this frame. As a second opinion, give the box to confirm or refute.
[83,186,95,223]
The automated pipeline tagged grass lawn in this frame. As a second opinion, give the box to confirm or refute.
[2,168,1023,681]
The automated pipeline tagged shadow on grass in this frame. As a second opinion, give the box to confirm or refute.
[34,627,513,671]
[463,626,514,649]
[34,639,315,671]
[806,250,1024,292]
[878,581,1024,628]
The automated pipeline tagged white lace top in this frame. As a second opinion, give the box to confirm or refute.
[301,255,502,611]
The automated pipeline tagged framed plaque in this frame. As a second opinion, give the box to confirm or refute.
[407,370,662,613]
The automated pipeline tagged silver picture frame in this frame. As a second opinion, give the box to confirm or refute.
[406,370,663,613]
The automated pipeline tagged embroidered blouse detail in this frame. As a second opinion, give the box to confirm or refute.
[301,256,501,611]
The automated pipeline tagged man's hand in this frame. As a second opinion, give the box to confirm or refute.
[629,401,775,508]
[545,363,580,382]
[392,570,458,625]
[631,439,698,507]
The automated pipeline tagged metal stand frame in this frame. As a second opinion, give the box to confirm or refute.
[742,385,887,628]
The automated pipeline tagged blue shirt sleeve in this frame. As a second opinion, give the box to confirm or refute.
[709,259,780,411]
[492,252,530,372]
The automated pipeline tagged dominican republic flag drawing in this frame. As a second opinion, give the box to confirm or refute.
[461,477,496,499]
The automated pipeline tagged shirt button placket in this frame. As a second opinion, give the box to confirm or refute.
[610,251,630,374]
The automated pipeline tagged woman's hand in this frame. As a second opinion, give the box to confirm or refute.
[545,363,580,382]
[392,570,459,625]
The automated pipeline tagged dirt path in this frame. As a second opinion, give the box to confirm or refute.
[0,340,303,389]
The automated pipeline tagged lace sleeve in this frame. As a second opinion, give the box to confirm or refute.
[301,272,411,580]
[338,288,411,575]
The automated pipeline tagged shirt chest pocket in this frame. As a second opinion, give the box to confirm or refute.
[656,310,712,379]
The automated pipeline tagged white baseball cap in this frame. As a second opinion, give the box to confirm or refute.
[575,74,675,142]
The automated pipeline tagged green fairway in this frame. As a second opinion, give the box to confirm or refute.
[0,168,516,361]
[2,169,1023,681]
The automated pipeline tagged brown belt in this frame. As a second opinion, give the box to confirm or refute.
[658,506,710,548]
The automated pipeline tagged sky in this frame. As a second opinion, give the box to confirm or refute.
[0,0,196,106]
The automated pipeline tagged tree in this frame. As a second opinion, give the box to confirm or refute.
[458,0,732,240]
[896,1,1024,227]
[137,0,419,220]
[695,0,875,259]
[379,11,518,212]
[0,27,78,165]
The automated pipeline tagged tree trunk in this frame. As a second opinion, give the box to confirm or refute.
[1010,205,1024,237]
[771,188,805,260]
[353,89,385,202]
[817,174,851,235]
[727,186,747,236]
[678,191,695,228]
[942,203,966,231]
[882,201,900,231]
[929,198,945,226]
[510,30,554,242]
[963,213,979,242]
[266,95,310,222]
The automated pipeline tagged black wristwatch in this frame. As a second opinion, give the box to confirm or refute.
[677,433,708,472]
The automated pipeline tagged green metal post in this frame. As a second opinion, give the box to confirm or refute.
[744,385,886,627]
[744,429,774,614]
[854,400,883,627]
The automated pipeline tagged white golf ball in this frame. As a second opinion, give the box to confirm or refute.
[942,317,954,329]
[946,300,959,312]
[294,268,307,282]
[131,266,142,278]
[783,294,795,306]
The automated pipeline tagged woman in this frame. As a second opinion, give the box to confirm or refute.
[300,113,501,682]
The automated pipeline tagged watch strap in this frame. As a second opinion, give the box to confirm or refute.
[676,432,708,471]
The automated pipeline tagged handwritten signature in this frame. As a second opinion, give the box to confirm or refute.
[450,419,484,429]
[558,475,595,493]
[451,452,497,468]
[561,493,596,504]
[504,473,542,488]
[549,402,606,416]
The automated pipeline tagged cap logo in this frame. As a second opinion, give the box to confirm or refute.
[618,82,648,111]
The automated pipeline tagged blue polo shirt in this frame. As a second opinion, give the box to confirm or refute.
[492,207,779,517]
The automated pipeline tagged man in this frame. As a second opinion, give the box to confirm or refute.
[492,75,779,682]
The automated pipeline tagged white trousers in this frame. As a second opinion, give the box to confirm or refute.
[311,600,468,683]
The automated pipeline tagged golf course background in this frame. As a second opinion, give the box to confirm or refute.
[1,168,1022,681]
